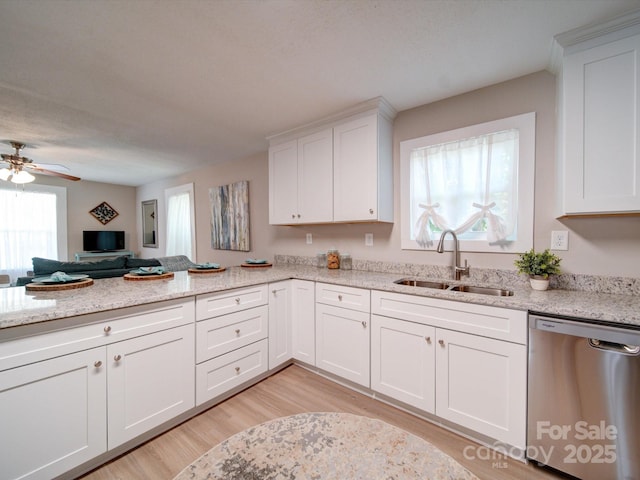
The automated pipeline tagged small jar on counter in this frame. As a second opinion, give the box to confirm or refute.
[340,253,352,270]
[327,249,340,269]
[316,252,327,268]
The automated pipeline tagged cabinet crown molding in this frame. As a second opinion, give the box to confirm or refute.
[267,96,396,145]
[549,9,640,73]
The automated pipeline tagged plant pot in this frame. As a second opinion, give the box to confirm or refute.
[529,276,549,291]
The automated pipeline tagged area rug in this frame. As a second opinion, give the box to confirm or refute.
[174,412,479,480]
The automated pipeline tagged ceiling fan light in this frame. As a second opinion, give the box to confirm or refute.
[0,168,11,181]
[11,170,35,184]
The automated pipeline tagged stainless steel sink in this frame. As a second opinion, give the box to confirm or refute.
[447,285,514,296]
[394,278,449,289]
[394,278,513,296]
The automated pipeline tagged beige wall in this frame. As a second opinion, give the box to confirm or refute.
[123,70,639,277]
[17,176,137,260]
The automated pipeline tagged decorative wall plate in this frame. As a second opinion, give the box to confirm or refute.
[90,201,119,225]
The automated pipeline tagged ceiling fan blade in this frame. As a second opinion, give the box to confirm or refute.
[29,162,71,172]
[29,166,81,181]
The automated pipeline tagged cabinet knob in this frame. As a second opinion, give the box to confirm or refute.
[235,328,240,336]
[272,289,277,295]
[338,295,343,301]
[94,360,103,368]
[291,214,295,219]
[361,321,367,328]
[235,366,240,374]
[104,326,112,334]
[425,336,431,344]
[235,298,241,304]
[369,208,374,214]
[297,214,301,218]
[438,339,445,347]
[114,354,122,362]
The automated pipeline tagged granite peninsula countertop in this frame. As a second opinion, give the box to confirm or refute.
[1,264,639,333]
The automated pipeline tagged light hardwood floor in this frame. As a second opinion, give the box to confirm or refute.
[80,365,566,480]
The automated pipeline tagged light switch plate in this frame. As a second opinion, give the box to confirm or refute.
[551,230,569,250]
[306,233,312,244]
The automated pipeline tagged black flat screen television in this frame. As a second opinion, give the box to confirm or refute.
[83,231,125,252]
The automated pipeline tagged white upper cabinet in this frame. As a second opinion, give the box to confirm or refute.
[333,113,393,222]
[268,97,395,225]
[269,129,334,225]
[555,11,640,215]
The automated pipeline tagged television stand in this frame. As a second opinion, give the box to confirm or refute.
[75,250,135,262]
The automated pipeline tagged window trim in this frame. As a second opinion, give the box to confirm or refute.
[400,112,535,253]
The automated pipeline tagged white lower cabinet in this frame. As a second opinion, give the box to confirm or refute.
[315,302,370,387]
[107,324,195,449]
[435,328,526,449]
[291,279,316,365]
[371,314,435,413]
[370,290,527,450]
[268,281,292,369]
[0,348,107,480]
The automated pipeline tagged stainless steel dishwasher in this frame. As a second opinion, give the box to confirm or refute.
[528,313,640,480]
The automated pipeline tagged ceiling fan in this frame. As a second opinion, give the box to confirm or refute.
[0,141,81,184]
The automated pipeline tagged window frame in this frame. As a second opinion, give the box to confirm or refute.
[400,112,535,253]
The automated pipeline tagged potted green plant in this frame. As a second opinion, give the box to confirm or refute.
[514,248,562,291]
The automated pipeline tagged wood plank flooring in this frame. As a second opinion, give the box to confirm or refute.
[80,365,566,480]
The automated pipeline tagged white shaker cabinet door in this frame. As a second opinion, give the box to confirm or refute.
[297,128,334,223]
[562,33,640,214]
[0,347,107,480]
[269,139,299,224]
[292,279,316,365]
[371,314,435,413]
[315,303,370,387]
[107,324,195,449]
[435,328,526,449]
[269,280,293,370]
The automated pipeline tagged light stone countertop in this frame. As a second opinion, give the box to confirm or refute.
[1,265,639,333]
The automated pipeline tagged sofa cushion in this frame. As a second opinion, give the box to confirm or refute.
[126,258,161,268]
[32,256,128,276]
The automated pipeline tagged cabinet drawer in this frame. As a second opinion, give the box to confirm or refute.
[196,285,268,320]
[196,305,268,363]
[315,282,370,312]
[196,339,268,406]
[0,298,195,372]
[371,290,526,344]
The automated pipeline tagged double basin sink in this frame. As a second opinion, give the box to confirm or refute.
[394,278,514,297]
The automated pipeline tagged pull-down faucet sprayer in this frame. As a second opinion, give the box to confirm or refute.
[436,230,470,281]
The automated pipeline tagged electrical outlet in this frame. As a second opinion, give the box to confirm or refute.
[551,230,569,250]
[365,233,373,247]
[306,233,312,245]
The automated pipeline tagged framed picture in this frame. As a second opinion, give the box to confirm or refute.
[209,180,250,251]
[142,199,158,248]
[89,201,119,225]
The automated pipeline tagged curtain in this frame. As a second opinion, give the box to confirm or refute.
[411,129,519,247]
[0,188,58,282]
[165,191,192,258]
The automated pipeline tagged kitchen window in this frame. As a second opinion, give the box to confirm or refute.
[400,112,535,253]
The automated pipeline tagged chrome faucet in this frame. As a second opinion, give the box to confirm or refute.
[436,229,470,281]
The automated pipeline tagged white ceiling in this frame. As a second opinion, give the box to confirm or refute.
[0,0,638,186]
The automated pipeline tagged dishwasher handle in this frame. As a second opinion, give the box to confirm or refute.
[529,314,640,347]
[588,338,640,355]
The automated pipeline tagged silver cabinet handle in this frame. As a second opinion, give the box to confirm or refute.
[297,214,301,218]
[361,321,367,328]
[369,208,374,214]
[272,289,277,295]
[104,326,112,334]
[235,366,240,374]
[114,354,122,362]
[235,298,240,305]
[94,360,103,368]
[425,336,431,344]
[291,214,295,219]
[338,295,343,301]
[438,339,445,347]
[235,328,240,336]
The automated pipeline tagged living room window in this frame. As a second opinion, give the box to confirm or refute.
[165,183,195,260]
[0,184,68,282]
[400,112,535,253]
